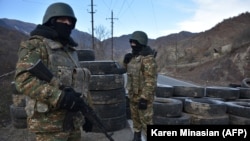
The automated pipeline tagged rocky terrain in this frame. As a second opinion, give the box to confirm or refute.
[1,12,250,140]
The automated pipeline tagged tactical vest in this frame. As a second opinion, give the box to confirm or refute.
[43,37,90,96]
[126,54,157,103]
[26,36,90,111]
[127,55,143,95]
[25,36,91,131]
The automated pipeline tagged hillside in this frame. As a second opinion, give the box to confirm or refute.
[1,12,250,85]
[0,26,29,127]
[0,26,28,74]
[0,18,94,49]
[1,12,250,127]
[154,12,250,86]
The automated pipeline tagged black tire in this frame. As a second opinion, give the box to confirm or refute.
[241,78,250,88]
[90,88,126,104]
[173,86,205,98]
[228,83,241,88]
[153,113,191,125]
[184,98,227,116]
[89,74,124,90]
[205,86,240,100]
[76,49,95,61]
[235,99,250,102]
[229,114,250,125]
[125,94,131,119]
[10,104,27,119]
[171,97,191,111]
[93,101,126,118]
[238,87,250,99]
[156,84,174,98]
[79,61,123,75]
[225,101,250,118]
[92,114,127,132]
[203,97,226,102]
[171,97,191,104]
[153,97,183,117]
[189,113,229,125]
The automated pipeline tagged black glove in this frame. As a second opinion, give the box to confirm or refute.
[123,53,133,64]
[59,87,83,112]
[82,117,93,132]
[138,98,148,110]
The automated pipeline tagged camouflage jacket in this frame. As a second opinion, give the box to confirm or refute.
[126,46,157,102]
[14,34,91,132]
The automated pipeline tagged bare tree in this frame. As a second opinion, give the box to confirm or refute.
[95,25,110,41]
[94,25,110,60]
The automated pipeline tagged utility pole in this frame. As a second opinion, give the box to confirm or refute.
[88,0,96,50]
[106,10,118,60]
[175,34,178,76]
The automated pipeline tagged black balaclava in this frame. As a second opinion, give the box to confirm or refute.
[47,17,74,45]
[130,39,144,56]
[53,22,72,41]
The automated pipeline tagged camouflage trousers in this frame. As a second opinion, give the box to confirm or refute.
[130,100,153,136]
[35,129,81,141]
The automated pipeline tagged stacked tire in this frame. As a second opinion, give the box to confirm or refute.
[76,49,95,61]
[224,101,250,125]
[183,97,229,125]
[171,85,229,125]
[80,61,127,132]
[9,82,27,129]
[171,85,205,108]
[205,86,240,100]
[223,78,250,124]
[154,84,232,125]
[153,97,190,125]
[239,78,250,99]
[153,84,191,125]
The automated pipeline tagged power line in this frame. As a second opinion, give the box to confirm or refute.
[116,0,126,17]
[149,0,159,35]
[117,0,134,19]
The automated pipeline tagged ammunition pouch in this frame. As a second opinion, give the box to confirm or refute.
[25,96,49,117]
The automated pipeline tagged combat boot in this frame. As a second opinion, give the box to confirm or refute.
[133,131,141,141]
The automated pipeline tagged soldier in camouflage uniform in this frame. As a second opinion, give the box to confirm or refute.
[14,2,93,141]
[123,31,157,141]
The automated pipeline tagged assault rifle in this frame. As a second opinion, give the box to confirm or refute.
[27,59,115,141]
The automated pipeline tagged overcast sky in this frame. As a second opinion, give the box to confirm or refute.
[0,0,249,39]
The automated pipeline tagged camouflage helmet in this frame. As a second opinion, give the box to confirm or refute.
[42,2,77,28]
[130,31,148,46]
